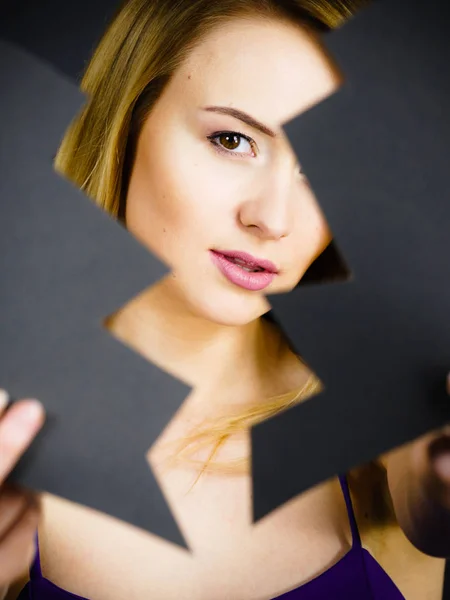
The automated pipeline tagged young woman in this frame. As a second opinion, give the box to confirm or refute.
[1,0,450,598]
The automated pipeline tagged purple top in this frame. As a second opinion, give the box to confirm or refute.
[17,475,405,599]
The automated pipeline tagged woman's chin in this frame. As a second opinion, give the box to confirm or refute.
[190,293,269,327]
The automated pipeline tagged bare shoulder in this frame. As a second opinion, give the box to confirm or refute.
[37,493,196,600]
[348,462,446,599]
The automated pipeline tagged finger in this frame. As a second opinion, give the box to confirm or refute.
[0,500,40,587]
[424,371,450,482]
[428,435,450,484]
[0,487,38,541]
[0,399,45,482]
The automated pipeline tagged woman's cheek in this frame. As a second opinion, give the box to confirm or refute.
[174,154,240,215]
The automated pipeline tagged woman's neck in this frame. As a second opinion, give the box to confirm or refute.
[105,277,283,391]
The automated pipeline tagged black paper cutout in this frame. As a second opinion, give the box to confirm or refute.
[301,240,352,285]
[3,0,449,556]
[253,0,450,521]
[0,40,190,547]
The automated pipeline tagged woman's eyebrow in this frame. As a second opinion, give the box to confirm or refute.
[202,105,277,138]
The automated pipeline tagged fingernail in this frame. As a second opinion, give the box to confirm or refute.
[433,454,450,483]
[3,400,43,445]
[0,389,9,411]
[17,400,43,425]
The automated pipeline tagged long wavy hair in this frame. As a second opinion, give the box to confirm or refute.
[55,0,368,478]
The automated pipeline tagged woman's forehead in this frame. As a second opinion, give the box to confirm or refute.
[172,16,339,129]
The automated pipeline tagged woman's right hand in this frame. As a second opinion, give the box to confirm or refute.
[0,389,45,589]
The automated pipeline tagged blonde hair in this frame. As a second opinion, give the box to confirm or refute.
[164,375,322,486]
[56,0,366,476]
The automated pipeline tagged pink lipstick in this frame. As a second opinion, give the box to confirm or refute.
[210,250,277,291]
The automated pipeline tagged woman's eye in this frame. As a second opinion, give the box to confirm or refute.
[208,131,256,156]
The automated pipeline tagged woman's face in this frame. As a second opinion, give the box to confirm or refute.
[125,16,339,326]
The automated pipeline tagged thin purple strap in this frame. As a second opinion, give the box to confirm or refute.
[338,475,362,548]
[30,531,43,580]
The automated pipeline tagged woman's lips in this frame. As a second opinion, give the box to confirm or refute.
[210,250,277,291]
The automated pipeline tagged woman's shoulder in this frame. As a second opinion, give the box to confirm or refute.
[348,462,446,598]
[36,492,194,600]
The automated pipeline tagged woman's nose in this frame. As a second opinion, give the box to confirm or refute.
[237,166,297,241]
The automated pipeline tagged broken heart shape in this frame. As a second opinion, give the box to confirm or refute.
[1,0,450,553]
